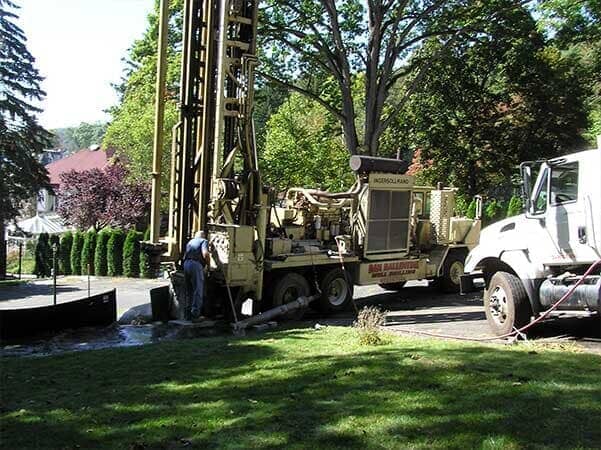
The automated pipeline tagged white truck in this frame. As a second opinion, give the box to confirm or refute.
[462,138,601,335]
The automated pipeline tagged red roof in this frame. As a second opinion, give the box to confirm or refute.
[46,147,117,187]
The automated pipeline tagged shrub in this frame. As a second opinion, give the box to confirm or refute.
[34,233,51,278]
[123,230,143,278]
[506,195,523,218]
[484,199,504,224]
[353,306,389,346]
[454,194,468,217]
[81,229,97,275]
[94,230,111,276]
[70,231,84,275]
[107,229,125,276]
[466,199,478,219]
[59,231,73,275]
[139,228,153,278]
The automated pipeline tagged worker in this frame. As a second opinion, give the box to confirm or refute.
[183,231,210,320]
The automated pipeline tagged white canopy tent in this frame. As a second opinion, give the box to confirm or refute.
[8,214,68,236]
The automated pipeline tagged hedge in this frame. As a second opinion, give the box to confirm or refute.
[107,229,125,276]
[59,232,73,275]
[139,228,153,278]
[466,199,478,219]
[94,230,111,276]
[506,195,523,218]
[70,231,84,276]
[123,230,143,278]
[81,229,97,275]
[34,233,51,278]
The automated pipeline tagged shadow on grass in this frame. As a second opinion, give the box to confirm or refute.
[1,329,600,449]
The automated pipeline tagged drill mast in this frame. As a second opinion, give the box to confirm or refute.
[164,0,261,259]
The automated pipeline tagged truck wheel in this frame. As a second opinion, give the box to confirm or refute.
[484,271,531,336]
[272,273,311,320]
[379,281,407,291]
[317,268,353,312]
[437,253,466,293]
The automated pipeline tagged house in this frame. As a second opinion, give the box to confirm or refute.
[38,146,117,215]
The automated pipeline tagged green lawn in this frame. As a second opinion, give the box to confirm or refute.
[1,327,600,449]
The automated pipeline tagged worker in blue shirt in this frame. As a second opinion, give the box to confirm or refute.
[183,231,210,320]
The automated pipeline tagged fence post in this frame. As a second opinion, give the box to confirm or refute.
[52,243,58,305]
[18,242,23,280]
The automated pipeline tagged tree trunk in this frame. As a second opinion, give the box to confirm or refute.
[0,221,6,280]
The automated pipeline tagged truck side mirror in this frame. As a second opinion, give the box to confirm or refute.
[520,163,533,213]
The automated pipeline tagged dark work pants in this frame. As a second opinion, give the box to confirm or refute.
[183,259,204,318]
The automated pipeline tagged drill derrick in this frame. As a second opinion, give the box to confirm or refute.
[163,0,261,261]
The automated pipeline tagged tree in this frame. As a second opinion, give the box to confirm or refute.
[103,0,183,191]
[259,0,527,156]
[81,229,97,275]
[538,0,601,142]
[51,122,108,153]
[0,0,52,278]
[107,229,125,277]
[123,230,143,278]
[395,5,586,196]
[57,164,150,230]
[506,195,523,217]
[70,231,84,276]
[139,228,153,278]
[33,233,51,278]
[261,93,354,192]
[59,231,73,275]
[94,229,110,277]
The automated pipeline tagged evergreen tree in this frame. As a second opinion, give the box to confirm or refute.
[59,231,73,275]
[123,230,142,278]
[139,228,153,279]
[107,229,125,277]
[33,233,51,278]
[70,231,84,276]
[81,229,97,275]
[94,229,111,276]
[0,0,52,277]
[466,200,478,220]
[506,195,523,218]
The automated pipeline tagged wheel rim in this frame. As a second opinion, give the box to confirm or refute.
[449,260,464,286]
[282,286,301,304]
[489,285,508,325]
[327,278,348,307]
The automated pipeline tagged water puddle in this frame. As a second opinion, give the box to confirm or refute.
[0,322,210,358]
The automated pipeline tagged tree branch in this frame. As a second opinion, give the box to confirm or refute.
[257,71,345,121]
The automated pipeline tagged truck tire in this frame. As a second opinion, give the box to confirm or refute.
[484,271,532,336]
[436,252,466,293]
[272,273,311,320]
[317,268,353,312]
[379,281,407,291]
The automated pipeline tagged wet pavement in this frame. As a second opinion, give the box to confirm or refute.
[1,279,599,357]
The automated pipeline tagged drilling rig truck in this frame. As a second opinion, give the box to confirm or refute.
[146,0,481,322]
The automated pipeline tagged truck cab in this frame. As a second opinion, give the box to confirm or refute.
[463,140,601,335]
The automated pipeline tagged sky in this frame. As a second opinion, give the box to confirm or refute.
[17,0,155,129]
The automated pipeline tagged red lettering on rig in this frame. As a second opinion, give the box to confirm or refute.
[367,260,420,279]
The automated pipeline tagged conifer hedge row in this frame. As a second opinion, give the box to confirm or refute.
[33,227,152,279]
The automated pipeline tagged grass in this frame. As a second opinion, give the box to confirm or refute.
[1,327,600,450]
[6,252,35,275]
